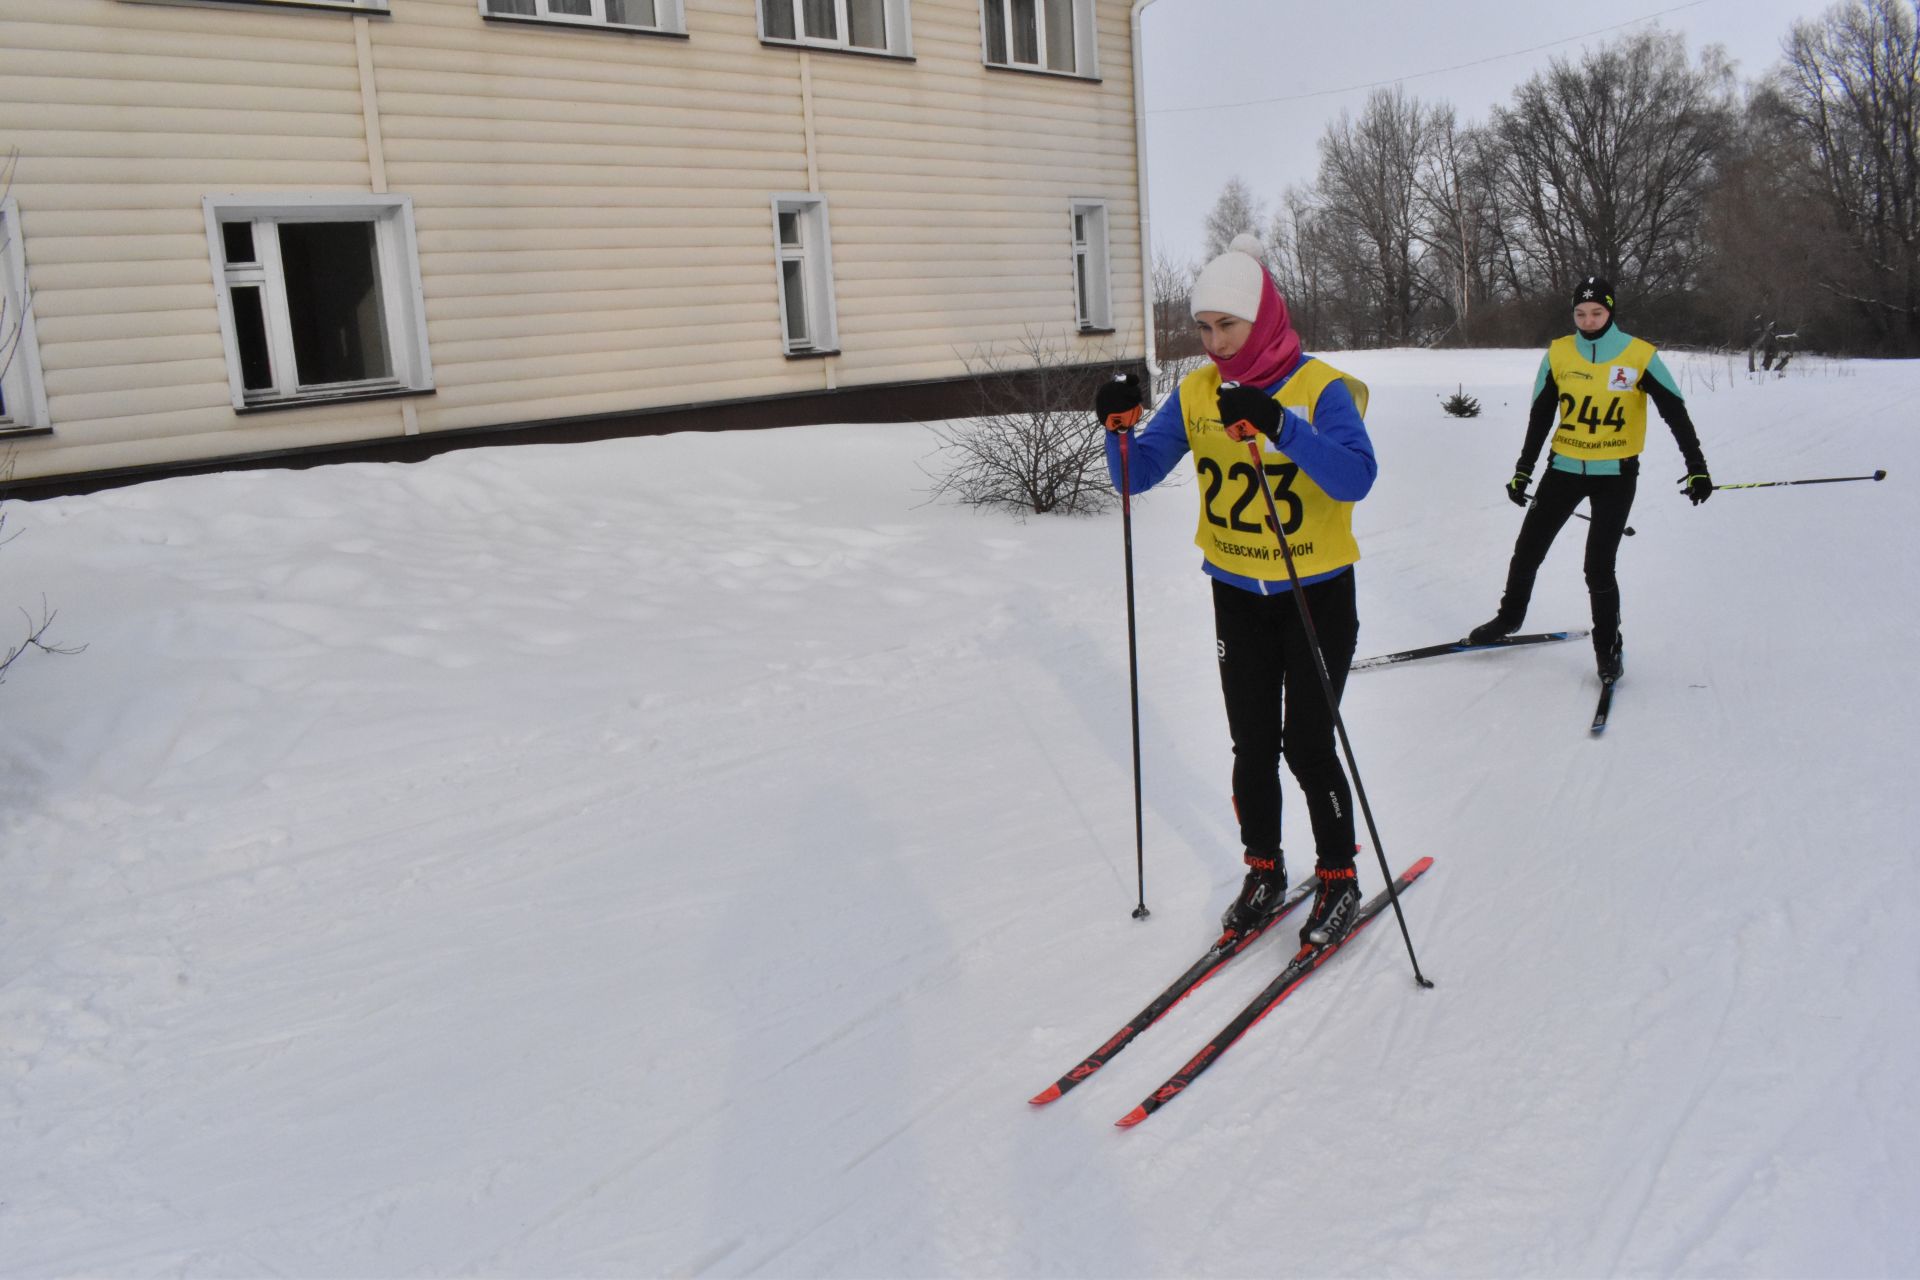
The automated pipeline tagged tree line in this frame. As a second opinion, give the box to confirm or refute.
[1159,0,1920,360]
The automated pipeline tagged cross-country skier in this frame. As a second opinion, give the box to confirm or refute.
[1464,277,1713,681]
[1092,234,1377,949]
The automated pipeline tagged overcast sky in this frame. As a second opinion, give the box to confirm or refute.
[1136,0,1839,265]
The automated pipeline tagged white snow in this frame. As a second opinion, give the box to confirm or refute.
[3,348,1916,1277]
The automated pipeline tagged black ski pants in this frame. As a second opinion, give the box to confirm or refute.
[1212,571,1358,874]
[1497,465,1637,644]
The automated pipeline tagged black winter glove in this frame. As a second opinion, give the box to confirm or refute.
[1216,383,1284,445]
[1094,374,1143,433]
[1505,470,1532,507]
[1680,473,1713,505]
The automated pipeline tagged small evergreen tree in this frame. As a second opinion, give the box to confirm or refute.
[1441,384,1482,417]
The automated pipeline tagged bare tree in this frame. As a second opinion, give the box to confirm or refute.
[1487,29,1735,307]
[1778,0,1920,353]
[1699,82,1850,349]
[922,330,1120,516]
[1150,245,1199,377]
[1412,111,1512,343]
[1314,87,1446,345]
[1266,185,1337,348]
[1201,176,1264,261]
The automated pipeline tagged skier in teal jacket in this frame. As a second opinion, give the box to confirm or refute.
[1465,276,1712,682]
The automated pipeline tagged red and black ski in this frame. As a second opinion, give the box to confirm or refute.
[1116,857,1434,1128]
[1028,879,1314,1106]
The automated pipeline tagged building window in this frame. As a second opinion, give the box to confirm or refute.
[1070,200,1111,331]
[982,0,1094,76]
[771,195,838,356]
[760,0,912,56]
[119,0,392,12]
[0,198,49,435]
[203,195,433,412]
[480,0,685,33]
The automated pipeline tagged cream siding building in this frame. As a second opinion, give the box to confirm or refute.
[0,0,1150,489]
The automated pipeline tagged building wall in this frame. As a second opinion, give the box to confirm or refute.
[0,0,1145,484]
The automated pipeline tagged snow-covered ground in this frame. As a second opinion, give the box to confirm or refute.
[3,348,1916,1277]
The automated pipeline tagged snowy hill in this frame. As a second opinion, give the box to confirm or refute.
[3,348,1916,1276]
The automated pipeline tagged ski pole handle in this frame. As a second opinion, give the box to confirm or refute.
[1097,372,1145,433]
[1217,380,1266,443]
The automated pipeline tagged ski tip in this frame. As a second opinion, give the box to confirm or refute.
[1029,1085,1063,1106]
[1115,1107,1148,1128]
[1407,855,1435,876]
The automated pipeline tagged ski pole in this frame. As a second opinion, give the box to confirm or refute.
[1527,494,1634,537]
[1713,469,1887,490]
[1115,426,1150,922]
[1223,410,1433,988]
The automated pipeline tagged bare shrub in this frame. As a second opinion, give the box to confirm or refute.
[0,151,83,686]
[923,330,1128,516]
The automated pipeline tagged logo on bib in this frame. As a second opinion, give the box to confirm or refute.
[1608,366,1636,391]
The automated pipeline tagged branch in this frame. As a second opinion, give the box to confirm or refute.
[0,596,87,685]
[1815,277,1914,313]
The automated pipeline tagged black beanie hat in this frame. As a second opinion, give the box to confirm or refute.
[1573,275,1615,311]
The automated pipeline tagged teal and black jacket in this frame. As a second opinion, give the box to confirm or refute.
[1517,324,1707,479]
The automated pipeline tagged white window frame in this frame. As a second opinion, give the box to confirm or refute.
[1069,199,1112,331]
[0,198,50,435]
[771,195,840,356]
[758,0,913,57]
[202,194,434,412]
[118,0,392,14]
[477,0,686,35]
[981,0,1096,77]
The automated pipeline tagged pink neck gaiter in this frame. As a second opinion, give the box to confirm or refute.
[1211,274,1303,389]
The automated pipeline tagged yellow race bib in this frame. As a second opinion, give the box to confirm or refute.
[1180,360,1369,582]
[1547,334,1655,462]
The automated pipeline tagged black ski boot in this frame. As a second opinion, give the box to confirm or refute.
[1300,866,1361,947]
[1596,629,1624,684]
[1465,613,1520,646]
[1220,850,1288,938]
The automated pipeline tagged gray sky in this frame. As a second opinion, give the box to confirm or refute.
[1136,0,1839,265]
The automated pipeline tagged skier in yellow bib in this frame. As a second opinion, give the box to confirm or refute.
[1093,235,1377,949]
[1464,276,1713,683]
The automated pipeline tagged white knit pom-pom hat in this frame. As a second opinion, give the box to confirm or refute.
[1189,233,1268,321]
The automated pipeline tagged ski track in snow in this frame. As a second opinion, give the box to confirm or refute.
[2,353,1918,1276]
